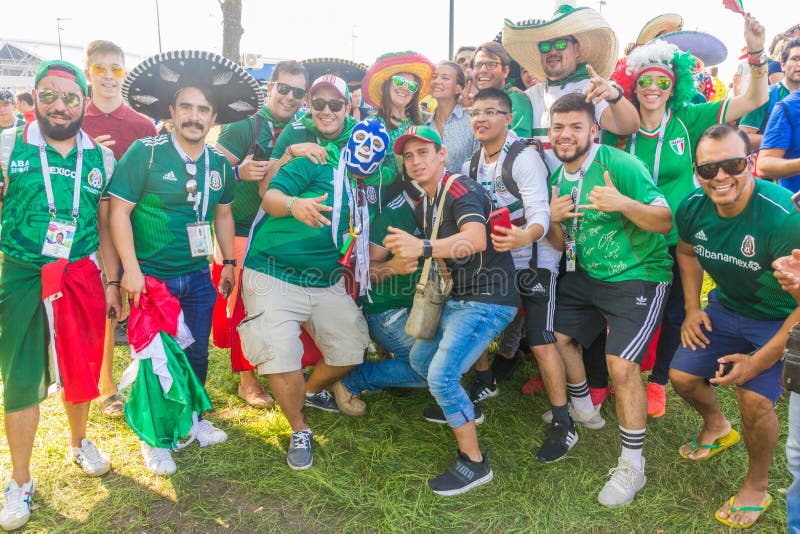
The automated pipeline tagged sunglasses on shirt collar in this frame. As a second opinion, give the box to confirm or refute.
[694,156,751,180]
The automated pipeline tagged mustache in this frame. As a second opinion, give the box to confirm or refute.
[181,121,204,130]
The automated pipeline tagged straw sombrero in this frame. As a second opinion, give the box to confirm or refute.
[654,31,728,67]
[502,1,618,82]
[362,51,435,108]
[301,58,368,90]
[636,14,683,47]
[122,50,264,124]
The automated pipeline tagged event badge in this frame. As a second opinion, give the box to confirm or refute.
[565,238,577,272]
[41,219,77,259]
[187,222,213,257]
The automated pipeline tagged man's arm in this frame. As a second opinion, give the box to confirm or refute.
[109,196,145,307]
[724,14,769,121]
[383,221,486,260]
[676,239,712,351]
[97,200,122,318]
[213,202,236,294]
[368,243,418,283]
[598,97,640,136]
[581,171,672,234]
[739,125,763,151]
[757,147,800,179]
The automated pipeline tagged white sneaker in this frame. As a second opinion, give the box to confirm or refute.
[193,419,227,447]
[541,404,606,430]
[597,457,647,507]
[71,439,111,477]
[0,479,34,531]
[140,442,177,475]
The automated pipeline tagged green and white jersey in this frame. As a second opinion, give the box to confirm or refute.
[740,81,791,132]
[244,157,353,288]
[0,123,113,266]
[603,101,730,246]
[0,117,24,134]
[676,179,800,320]
[109,134,234,279]
[551,144,673,283]
[270,113,322,160]
[508,89,533,139]
[361,193,421,315]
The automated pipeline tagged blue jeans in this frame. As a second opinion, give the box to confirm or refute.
[342,308,425,394]
[410,299,516,428]
[163,268,216,385]
[789,392,800,534]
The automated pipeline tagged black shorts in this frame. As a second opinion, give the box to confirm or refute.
[554,270,669,364]
[518,268,557,346]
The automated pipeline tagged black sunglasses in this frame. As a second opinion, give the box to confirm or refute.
[274,82,306,99]
[694,156,750,180]
[311,98,346,113]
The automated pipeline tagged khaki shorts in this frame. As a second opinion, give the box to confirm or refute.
[238,268,368,374]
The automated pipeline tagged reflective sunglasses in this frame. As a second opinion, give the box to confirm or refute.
[273,82,306,99]
[538,38,575,54]
[473,60,501,71]
[90,63,125,78]
[467,108,510,119]
[37,89,82,108]
[310,98,346,112]
[637,75,673,91]
[391,75,419,93]
[694,156,750,180]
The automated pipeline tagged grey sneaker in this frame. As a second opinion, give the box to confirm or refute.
[304,390,340,413]
[287,430,313,471]
[597,457,647,507]
[541,404,605,430]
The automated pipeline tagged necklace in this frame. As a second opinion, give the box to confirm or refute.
[485,146,502,161]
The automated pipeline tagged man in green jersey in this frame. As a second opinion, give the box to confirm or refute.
[213,60,308,409]
[0,60,118,531]
[547,93,672,507]
[670,124,800,529]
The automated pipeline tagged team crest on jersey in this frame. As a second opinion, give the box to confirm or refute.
[209,170,222,191]
[670,137,685,156]
[495,175,507,194]
[366,185,377,204]
[741,234,756,257]
[87,168,103,188]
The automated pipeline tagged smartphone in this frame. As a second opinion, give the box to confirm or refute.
[489,207,511,236]
[720,361,734,377]
[252,144,268,161]
[792,190,800,213]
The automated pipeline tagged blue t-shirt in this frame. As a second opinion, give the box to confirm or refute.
[761,88,800,192]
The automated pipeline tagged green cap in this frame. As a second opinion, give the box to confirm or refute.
[34,60,88,95]
[392,125,443,155]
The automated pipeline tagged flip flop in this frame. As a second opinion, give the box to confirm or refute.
[678,428,740,460]
[98,394,125,418]
[714,493,773,529]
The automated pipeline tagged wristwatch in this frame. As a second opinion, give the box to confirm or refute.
[422,239,433,258]
[606,82,624,105]
[222,259,237,267]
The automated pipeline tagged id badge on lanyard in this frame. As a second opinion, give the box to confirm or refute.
[40,134,83,259]
[557,145,598,273]
[187,222,213,257]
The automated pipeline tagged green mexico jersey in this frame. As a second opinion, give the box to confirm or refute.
[603,101,730,246]
[551,145,673,283]
[0,117,24,134]
[244,157,353,288]
[109,134,234,279]
[271,113,320,160]
[360,193,422,315]
[0,124,113,266]
[740,82,791,131]
[216,106,287,237]
[677,179,800,320]
[508,90,533,139]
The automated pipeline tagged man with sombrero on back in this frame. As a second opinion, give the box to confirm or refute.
[503,0,640,172]
[109,50,263,474]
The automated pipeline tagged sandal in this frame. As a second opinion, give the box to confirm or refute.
[679,428,740,461]
[714,493,773,528]
[238,386,274,409]
[98,394,125,418]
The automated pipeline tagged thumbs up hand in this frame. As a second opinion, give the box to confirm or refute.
[580,171,631,213]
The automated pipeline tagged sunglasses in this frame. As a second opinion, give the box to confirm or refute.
[273,82,306,99]
[311,98,346,113]
[37,89,82,108]
[538,38,575,54]
[90,63,125,78]
[391,75,419,93]
[473,60,502,71]
[637,75,673,91]
[694,156,750,180]
[467,108,510,119]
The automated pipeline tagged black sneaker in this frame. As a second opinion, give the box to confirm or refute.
[287,430,313,471]
[468,378,498,403]
[304,390,339,413]
[423,404,484,425]
[429,450,493,496]
[490,350,525,382]
[536,418,578,463]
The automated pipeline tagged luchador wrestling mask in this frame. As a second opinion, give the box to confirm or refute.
[343,118,389,178]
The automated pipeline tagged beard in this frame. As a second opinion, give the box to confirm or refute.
[36,106,84,141]
[554,136,592,164]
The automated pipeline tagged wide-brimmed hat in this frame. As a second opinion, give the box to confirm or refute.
[301,58,367,91]
[654,31,728,67]
[636,14,683,47]
[122,50,263,124]
[362,51,434,108]
[502,1,618,81]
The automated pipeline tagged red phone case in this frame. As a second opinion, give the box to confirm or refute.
[489,207,511,235]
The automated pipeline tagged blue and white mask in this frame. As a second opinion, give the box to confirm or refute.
[343,119,389,178]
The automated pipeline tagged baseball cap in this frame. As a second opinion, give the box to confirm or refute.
[0,90,14,103]
[309,74,350,100]
[34,60,88,95]
[393,125,443,155]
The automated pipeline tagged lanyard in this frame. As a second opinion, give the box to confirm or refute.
[171,133,210,222]
[422,170,448,235]
[630,110,669,185]
[343,173,359,234]
[40,130,84,222]
[556,144,598,237]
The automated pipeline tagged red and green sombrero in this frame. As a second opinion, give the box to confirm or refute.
[362,51,435,108]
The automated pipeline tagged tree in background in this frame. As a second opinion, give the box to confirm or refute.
[220,0,243,62]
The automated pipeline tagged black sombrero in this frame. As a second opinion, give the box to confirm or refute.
[301,58,368,90]
[122,50,264,124]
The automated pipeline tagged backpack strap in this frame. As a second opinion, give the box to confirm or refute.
[468,148,481,180]
[0,127,16,183]
[780,100,794,128]
[500,139,528,199]
[246,114,263,157]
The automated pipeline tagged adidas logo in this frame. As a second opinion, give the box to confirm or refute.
[635,296,647,306]
[694,230,707,241]
[162,171,177,182]
[531,283,545,293]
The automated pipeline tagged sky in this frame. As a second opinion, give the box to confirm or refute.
[2,0,794,83]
